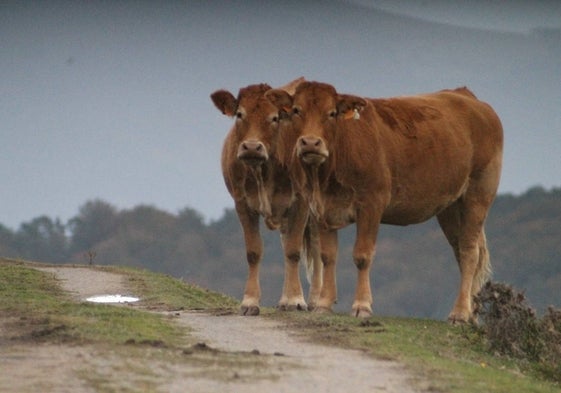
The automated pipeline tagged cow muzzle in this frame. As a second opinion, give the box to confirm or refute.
[297,135,328,165]
[237,140,268,165]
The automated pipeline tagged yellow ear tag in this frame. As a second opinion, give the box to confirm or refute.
[343,108,360,120]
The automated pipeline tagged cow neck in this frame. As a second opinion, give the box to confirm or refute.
[248,162,272,219]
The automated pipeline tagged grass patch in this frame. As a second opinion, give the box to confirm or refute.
[106,265,239,312]
[0,260,184,346]
[271,311,561,393]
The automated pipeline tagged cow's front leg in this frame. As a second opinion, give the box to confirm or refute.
[237,203,262,316]
[278,235,307,311]
[351,210,380,318]
[278,203,308,311]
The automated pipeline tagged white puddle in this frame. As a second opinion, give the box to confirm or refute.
[85,294,140,304]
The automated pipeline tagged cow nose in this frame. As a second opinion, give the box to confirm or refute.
[297,135,328,164]
[237,139,268,163]
[299,136,323,148]
[241,140,264,153]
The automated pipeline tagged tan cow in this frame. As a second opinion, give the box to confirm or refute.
[211,78,322,316]
[266,81,503,323]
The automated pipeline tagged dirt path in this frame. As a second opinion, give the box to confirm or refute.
[3,266,421,392]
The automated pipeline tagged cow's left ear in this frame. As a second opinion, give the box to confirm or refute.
[211,90,237,117]
[337,95,367,120]
[265,89,293,114]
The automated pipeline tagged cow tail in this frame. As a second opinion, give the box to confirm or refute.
[303,218,322,287]
[302,224,313,283]
[473,230,492,295]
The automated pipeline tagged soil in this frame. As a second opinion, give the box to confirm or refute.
[1,266,422,392]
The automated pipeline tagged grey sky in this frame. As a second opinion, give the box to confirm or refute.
[1,1,560,230]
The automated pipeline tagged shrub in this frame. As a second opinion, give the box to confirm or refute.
[474,281,561,382]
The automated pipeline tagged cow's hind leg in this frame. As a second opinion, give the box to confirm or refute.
[437,190,494,324]
[304,219,323,311]
[314,228,338,314]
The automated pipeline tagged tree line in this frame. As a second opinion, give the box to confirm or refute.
[1,186,559,319]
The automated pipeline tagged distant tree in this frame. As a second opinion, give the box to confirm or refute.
[0,224,16,256]
[176,207,206,233]
[67,199,118,254]
[14,216,68,262]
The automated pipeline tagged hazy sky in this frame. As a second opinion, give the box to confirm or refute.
[1,1,560,230]
[357,0,561,33]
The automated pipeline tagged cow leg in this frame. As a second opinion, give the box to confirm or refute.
[278,235,307,312]
[315,228,338,313]
[305,218,323,311]
[438,196,494,323]
[351,210,380,318]
[236,203,262,316]
[278,200,309,311]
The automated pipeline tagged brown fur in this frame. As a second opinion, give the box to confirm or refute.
[211,78,322,315]
[266,81,503,322]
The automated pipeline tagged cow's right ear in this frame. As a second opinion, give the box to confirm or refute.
[265,89,293,114]
[211,90,237,117]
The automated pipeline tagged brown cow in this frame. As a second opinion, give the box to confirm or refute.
[266,81,503,323]
[211,78,322,316]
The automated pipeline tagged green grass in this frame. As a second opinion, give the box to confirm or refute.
[271,312,561,393]
[0,261,184,346]
[107,265,239,311]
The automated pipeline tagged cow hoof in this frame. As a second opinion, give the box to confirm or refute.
[240,305,260,316]
[447,311,471,325]
[279,303,307,312]
[312,306,333,314]
[448,317,467,325]
[447,314,475,325]
[352,307,372,318]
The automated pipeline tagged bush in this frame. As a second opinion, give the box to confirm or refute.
[540,306,561,381]
[474,281,561,382]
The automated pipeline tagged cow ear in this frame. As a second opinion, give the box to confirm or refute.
[278,76,305,96]
[337,95,367,120]
[265,89,293,114]
[211,90,237,117]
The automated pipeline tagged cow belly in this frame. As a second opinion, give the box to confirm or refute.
[381,203,449,225]
[322,206,356,229]
[382,178,469,225]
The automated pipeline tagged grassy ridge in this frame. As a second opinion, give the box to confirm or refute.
[1,257,559,392]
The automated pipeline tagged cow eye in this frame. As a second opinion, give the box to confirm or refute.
[292,107,301,116]
[329,110,337,118]
[235,111,243,120]
[271,115,279,123]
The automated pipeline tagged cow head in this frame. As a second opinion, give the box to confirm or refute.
[211,84,280,166]
[266,81,367,167]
